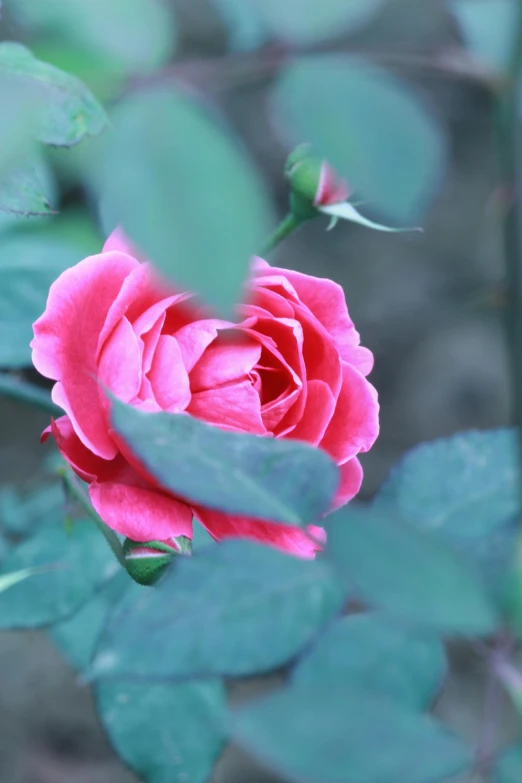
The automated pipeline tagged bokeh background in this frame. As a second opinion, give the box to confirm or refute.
[0,0,514,780]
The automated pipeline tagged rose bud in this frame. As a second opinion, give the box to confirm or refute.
[123,536,192,586]
[285,144,420,233]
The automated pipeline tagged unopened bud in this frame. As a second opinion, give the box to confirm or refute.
[123,536,192,586]
[285,144,349,222]
[285,144,421,234]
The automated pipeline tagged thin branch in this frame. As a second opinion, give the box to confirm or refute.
[471,634,514,782]
[260,213,302,256]
[131,43,499,95]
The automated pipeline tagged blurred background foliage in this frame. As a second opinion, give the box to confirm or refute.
[0,0,519,781]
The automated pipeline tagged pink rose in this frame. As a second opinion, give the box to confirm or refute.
[31,229,379,557]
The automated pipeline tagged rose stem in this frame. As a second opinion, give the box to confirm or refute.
[260,212,303,256]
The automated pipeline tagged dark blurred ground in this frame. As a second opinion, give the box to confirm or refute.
[0,1,515,781]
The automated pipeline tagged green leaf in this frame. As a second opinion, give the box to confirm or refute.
[211,0,268,51]
[0,234,91,367]
[0,42,107,147]
[110,398,338,526]
[293,613,446,710]
[0,74,40,176]
[10,0,176,75]
[0,483,63,535]
[495,745,522,783]
[91,540,345,680]
[97,88,273,315]
[255,0,386,44]
[327,505,498,634]
[0,519,120,628]
[52,572,129,671]
[451,0,516,71]
[374,429,519,593]
[212,0,385,48]
[274,55,446,222]
[0,163,53,216]
[232,684,472,783]
[96,680,226,783]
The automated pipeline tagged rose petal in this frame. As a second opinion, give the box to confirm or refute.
[330,457,364,510]
[31,251,138,459]
[98,317,142,402]
[190,338,261,392]
[242,315,306,433]
[188,380,266,434]
[250,286,295,319]
[263,266,373,376]
[148,335,191,411]
[314,162,350,206]
[174,318,233,373]
[320,363,379,463]
[290,380,336,445]
[43,415,117,482]
[103,227,140,256]
[89,482,193,542]
[97,264,166,359]
[194,507,323,558]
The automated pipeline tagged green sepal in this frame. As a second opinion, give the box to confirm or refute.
[289,191,320,222]
[123,536,192,586]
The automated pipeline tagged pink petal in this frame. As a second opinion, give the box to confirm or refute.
[299,304,343,394]
[97,264,158,359]
[175,318,233,372]
[320,363,379,463]
[103,227,140,256]
[43,415,117,483]
[194,507,323,558]
[148,335,191,411]
[250,286,295,319]
[242,315,306,433]
[314,162,350,206]
[190,338,261,392]
[290,380,336,445]
[188,380,266,434]
[132,292,193,341]
[31,252,138,459]
[89,481,193,542]
[97,316,142,402]
[265,267,373,376]
[331,457,364,510]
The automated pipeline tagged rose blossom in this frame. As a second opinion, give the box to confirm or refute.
[31,229,379,557]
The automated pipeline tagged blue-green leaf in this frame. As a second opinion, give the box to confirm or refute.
[0,42,107,147]
[0,234,93,367]
[212,0,385,48]
[110,398,338,526]
[495,745,522,783]
[293,613,446,709]
[97,679,226,783]
[91,540,345,680]
[451,0,516,71]
[232,683,472,783]
[274,55,446,222]
[9,0,176,75]
[256,0,386,44]
[0,520,120,628]
[327,505,498,634]
[374,429,519,593]
[96,88,273,316]
[52,573,129,671]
